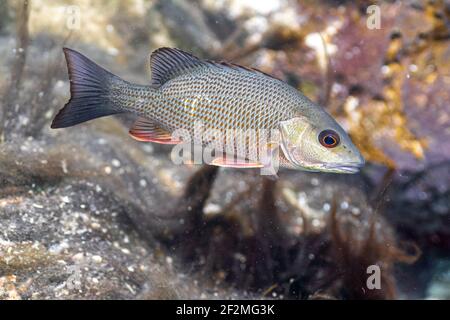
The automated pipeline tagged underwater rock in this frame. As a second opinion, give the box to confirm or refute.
[0,120,236,299]
[383,163,450,249]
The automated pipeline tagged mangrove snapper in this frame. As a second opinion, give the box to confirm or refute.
[51,47,364,174]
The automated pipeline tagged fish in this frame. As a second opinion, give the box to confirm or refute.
[51,47,364,174]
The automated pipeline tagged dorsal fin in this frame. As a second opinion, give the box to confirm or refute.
[214,61,281,81]
[150,47,281,87]
[150,48,207,86]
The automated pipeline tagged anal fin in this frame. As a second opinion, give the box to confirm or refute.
[129,117,180,144]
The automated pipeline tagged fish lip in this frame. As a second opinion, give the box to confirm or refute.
[323,161,364,173]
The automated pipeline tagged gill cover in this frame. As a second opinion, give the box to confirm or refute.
[279,117,310,167]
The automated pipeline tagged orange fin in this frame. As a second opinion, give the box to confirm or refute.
[129,117,180,144]
[210,155,263,168]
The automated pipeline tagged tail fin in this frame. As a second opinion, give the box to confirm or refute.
[51,48,123,129]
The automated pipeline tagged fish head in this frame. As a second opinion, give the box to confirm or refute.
[279,113,365,173]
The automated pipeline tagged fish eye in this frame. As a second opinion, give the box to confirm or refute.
[318,130,340,148]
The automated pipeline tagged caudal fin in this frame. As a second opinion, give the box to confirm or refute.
[51,48,123,129]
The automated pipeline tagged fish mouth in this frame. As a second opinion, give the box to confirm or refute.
[322,161,365,174]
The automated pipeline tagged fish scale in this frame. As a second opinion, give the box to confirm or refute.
[109,61,302,161]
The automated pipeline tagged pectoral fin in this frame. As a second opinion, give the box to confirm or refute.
[129,117,181,144]
[260,142,280,176]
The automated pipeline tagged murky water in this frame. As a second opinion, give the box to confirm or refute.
[0,0,449,300]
